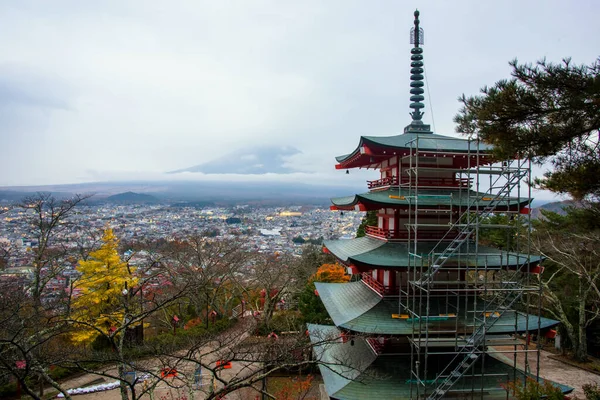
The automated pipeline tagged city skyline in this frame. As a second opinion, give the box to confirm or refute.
[1,0,599,194]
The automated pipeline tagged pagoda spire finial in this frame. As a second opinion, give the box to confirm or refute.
[404,9,432,134]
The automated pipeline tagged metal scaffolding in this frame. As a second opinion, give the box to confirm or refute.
[401,135,543,399]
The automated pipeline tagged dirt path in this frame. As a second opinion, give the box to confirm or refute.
[52,316,263,400]
[491,342,600,398]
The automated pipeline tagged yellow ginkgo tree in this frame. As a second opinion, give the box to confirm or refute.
[71,227,138,344]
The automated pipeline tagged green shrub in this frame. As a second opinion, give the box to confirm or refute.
[256,311,304,336]
[49,365,73,381]
[90,334,113,351]
[0,382,17,398]
[142,318,235,351]
[583,383,600,400]
[505,377,564,400]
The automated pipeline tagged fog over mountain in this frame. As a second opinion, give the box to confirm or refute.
[0,180,366,206]
[1,2,597,186]
[169,145,303,175]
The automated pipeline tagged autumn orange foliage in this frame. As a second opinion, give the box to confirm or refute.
[272,375,315,400]
[184,317,203,330]
[311,263,350,283]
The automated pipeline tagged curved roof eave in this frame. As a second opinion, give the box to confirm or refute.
[362,133,494,153]
[339,309,559,335]
[331,188,531,210]
[313,283,559,336]
[335,152,355,163]
[329,351,572,400]
[315,281,382,327]
[307,324,378,396]
[335,132,494,166]
[323,237,543,269]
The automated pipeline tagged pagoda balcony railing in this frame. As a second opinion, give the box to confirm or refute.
[365,225,460,242]
[366,337,385,355]
[368,176,472,189]
[361,272,399,296]
[398,177,472,188]
[367,176,398,189]
[365,226,399,240]
[365,226,445,241]
[361,273,385,296]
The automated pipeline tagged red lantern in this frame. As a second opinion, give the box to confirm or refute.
[161,368,178,378]
[545,329,557,339]
[216,360,232,369]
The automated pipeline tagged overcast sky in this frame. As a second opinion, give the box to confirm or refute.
[1,0,599,199]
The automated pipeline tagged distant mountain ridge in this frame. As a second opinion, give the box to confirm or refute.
[105,192,159,204]
[0,180,365,206]
[531,200,581,219]
[169,145,302,175]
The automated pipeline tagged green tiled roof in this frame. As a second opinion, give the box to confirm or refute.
[336,132,493,163]
[331,187,528,209]
[307,324,377,396]
[365,133,493,152]
[308,324,572,400]
[334,355,572,400]
[323,236,543,268]
[315,282,559,335]
[322,237,385,263]
[314,281,381,326]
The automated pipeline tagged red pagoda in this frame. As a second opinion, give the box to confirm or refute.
[308,10,571,399]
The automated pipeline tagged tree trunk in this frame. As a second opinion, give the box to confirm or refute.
[576,275,589,361]
[32,267,42,310]
[17,376,41,400]
[545,287,578,357]
[117,331,130,400]
[118,362,129,400]
[263,294,279,329]
[37,363,72,400]
[263,295,273,328]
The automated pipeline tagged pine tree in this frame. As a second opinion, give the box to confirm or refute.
[455,58,600,199]
[70,227,138,343]
[356,210,378,238]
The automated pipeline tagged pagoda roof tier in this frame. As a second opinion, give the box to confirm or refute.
[330,188,528,211]
[314,281,558,335]
[323,237,542,269]
[335,132,494,170]
[308,324,572,400]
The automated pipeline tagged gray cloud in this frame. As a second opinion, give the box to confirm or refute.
[0,66,71,128]
[170,145,302,175]
[0,80,67,111]
[0,0,598,190]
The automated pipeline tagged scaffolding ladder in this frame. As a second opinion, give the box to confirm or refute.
[405,135,538,399]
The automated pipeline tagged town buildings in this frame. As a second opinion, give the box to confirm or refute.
[0,203,361,292]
